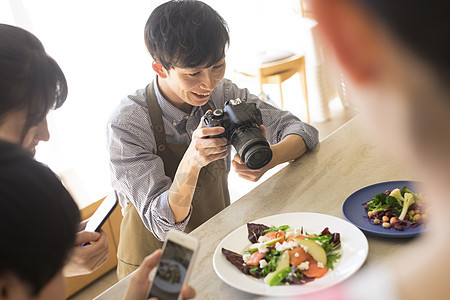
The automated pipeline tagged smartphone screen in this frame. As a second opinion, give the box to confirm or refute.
[85,191,118,232]
[147,240,194,300]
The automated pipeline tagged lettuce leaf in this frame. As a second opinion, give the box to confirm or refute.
[221,248,261,278]
[247,223,270,243]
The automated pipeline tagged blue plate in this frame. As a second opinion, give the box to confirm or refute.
[342,180,424,238]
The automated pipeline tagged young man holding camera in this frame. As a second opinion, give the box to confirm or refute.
[107,0,319,279]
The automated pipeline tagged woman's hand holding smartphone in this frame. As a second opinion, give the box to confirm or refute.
[63,192,117,276]
[145,230,199,300]
[123,249,196,300]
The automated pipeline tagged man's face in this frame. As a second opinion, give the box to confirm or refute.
[158,59,226,111]
[0,109,50,156]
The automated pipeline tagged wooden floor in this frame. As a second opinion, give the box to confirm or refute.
[68,98,357,300]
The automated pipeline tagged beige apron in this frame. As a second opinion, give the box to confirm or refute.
[117,82,230,279]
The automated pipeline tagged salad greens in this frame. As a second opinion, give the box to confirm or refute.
[364,186,427,231]
[222,223,342,286]
[264,225,290,233]
[303,231,341,270]
[249,248,283,277]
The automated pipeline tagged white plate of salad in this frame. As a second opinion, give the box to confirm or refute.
[212,212,368,297]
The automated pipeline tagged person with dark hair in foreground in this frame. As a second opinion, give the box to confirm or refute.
[0,141,196,300]
[0,141,80,299]
[0,23,109,277]
[293,1,450,299]
[107,0,319,279]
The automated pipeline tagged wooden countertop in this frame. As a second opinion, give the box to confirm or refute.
[96,116,417,299]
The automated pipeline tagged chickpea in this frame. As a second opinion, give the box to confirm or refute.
[382,216,389,222]
[414,214,422,221]
[415,209,421,215]
[390,217,398,223]
[422,213,428,220]
[409,210,416,216]
[382,222,391,228]
[368,210,378,218]
[373,218,381,225]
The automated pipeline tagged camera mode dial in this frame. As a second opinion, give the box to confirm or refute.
[213,109,224,118]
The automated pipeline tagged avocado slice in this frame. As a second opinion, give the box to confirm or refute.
[264,250,290,285]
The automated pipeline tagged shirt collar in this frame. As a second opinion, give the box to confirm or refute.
[153,76,202,124]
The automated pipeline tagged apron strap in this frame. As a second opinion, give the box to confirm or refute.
[145,82,167,154]
[145,80,212,155]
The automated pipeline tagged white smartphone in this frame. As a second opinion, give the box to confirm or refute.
[147,230,199,300]
[84,191,118,233]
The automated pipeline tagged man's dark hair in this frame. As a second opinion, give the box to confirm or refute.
[0,24,68,142]
[0,141,80,296]
[356,0,450,85]
[144,0,229,70]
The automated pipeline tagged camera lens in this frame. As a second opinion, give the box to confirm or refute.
[230,126,272,170]
[244,144,273,170]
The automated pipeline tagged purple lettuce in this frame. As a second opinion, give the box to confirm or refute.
[221,248,251,275]
[247,223,269,243]
[320,227,341,249]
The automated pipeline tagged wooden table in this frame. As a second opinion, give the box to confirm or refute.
[96,117,416,299]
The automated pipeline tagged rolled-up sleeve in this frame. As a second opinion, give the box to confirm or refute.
[222,80,319,150]
[107,99,192,241]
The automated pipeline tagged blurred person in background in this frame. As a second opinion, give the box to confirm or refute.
[0,23,108,277]
[292,1,450,299]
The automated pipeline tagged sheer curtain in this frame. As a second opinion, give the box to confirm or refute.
[1,0,303,207]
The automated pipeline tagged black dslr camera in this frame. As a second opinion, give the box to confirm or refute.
[203,98,272,170]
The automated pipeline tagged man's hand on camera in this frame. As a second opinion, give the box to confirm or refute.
[168,119,229,222]
[188,120,228,169]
